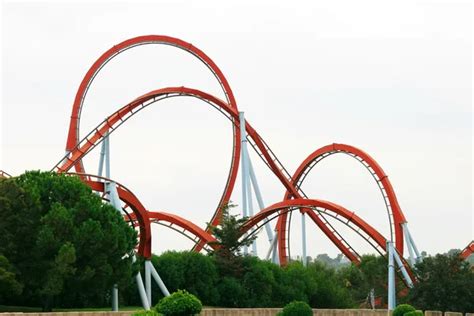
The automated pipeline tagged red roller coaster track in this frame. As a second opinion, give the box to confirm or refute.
[2,35,431,281]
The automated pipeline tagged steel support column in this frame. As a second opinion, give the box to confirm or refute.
[392,248,414,288]
[387,241,396,310]
[149,260,170,296]
[112,284,118,311]
[239,112,249,255]
[301,211,307,266]
[145,260,152,306]
[248,158,274,243]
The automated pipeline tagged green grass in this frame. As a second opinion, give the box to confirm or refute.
[0,305,143,313]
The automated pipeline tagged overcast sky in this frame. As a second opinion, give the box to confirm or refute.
[1,0,472,259]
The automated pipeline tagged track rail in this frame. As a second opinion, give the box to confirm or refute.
[55,86,361,262]
[242,198,415,285]
[277,143,408,264]
[63,172,152,257]
[65,35,241,251]
[460,241,474,260]
[0,170,12,178]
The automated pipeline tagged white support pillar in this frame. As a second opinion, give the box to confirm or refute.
[392,248,414,288]
[136,272,151,310]
[101,138,151,310]
[387,241,396,310]
[247,179,257,255]
[133,256,151,310]
[239,112,249,255]
[105,134,111,178]
[112,284,119,311]
[248,158,274,243]
[145,260,152,306]
[406,225,421,261]
[266,231,279,260]
[271,240,280,265]
[98,136,107,177]
[402,223,421,265]
[301,211,307,266]
[149,260,170,296]
[402,223,416,266]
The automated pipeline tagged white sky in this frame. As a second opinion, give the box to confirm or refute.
[1,0,472,259]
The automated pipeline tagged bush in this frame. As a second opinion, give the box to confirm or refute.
[404,311,423,316]
[155,290,202,316]
[393,304,416,316]
[132,310,158,316]
[279,300,312,316]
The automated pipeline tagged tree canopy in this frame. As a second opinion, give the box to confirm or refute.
[0,171,137,310]
[407,252,474,313]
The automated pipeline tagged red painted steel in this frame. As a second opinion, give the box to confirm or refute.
[243,198,387,251]
[63,173,153,258]
[0,170,12,178]
[64,35,241,252]
[42,35,419,275]
[135,211,218,250]
[277,143,408,264]
[56,86,359,261]
[460,241,474,260]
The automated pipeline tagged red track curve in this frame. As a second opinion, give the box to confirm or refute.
[54,86,361,262]
[75,174,153,257]
[460,241,474,260]
[241,198,415,285]
[277,143,408,264]
[67,174,217,259]
[139,212,217,253]
[65,35,241,252]
[0,170,12,178]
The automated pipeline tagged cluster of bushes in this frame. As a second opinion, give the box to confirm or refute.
[122,251,355,308]
[134,291,312,316]
[393,304,423,316]
[132,290,202,316]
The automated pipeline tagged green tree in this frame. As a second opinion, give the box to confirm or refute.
[209,203,256,277]
[407,252,474,313]
[241,256,276,307]
[307,261,354,308]
[215,277,247,307]
[0,255,23,302]
[151,251,219,306]
[338,255,392,306]
[0,171,137,309]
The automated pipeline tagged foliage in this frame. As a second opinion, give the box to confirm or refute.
[215,277,247,307]
[151,251,219,306]
[278,301,312,316]
[407,252,474,313]
[155,290,202,316]
[0,255,23,301]
[338,254,406,306]
[209,203,257,277]
[393,304,416,316]
[403,311,423,316]
[314,253,350,269]
[307,261,353,308]
[0,171,137,309]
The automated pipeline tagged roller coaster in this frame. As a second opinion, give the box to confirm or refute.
[3,35,467,310]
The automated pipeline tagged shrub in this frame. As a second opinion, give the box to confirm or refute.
[155,290,202,316]
[132,310,158,316]
[404,311,423,316]
[393,304,416,316]
[279,300,312,316]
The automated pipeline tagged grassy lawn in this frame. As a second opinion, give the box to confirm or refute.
[0,305,142,313]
